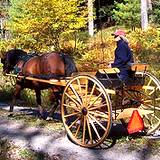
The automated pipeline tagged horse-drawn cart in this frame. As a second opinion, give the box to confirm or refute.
[6,63,160,148]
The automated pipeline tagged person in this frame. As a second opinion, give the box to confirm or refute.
[108,29,134,82]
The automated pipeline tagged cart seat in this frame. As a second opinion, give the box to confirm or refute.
[126,63,149,87]
[130,63,149,72]
[98,68,120,74]
[96,68,123,88]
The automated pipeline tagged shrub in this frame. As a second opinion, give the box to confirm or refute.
[128,27,160,77]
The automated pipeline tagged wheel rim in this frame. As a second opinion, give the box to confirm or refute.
[139,72,160,135]
[123,72,160,135]
[61,75,112,148]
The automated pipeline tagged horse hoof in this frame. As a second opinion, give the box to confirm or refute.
[8,113,14,117]
[46,116,53,121]
[38,114,47,120]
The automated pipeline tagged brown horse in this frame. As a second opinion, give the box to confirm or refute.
[1,49,77,119]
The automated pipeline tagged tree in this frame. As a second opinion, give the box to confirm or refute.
[141,0,148,30]
[112,0,141,29]
[7,0,87,51]
[88,0,94,36]
[0,0,10,39]
[150,0,160,25]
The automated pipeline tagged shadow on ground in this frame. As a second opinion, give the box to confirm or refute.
[0,103,160,160]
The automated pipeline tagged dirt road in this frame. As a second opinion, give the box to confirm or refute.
[0,103,160,160]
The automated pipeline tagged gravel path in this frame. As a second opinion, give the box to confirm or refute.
[0,103,160,160]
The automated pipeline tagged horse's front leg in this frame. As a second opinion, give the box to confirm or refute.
[9,84,22,116]
[35,89,45,119]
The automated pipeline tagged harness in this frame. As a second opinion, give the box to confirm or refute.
[13,53,38,74]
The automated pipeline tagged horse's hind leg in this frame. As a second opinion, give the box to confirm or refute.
[47,89,63,120]
[9,84,22,116]
[35,89,45,119]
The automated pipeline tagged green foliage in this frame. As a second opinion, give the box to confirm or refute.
[0,41,7,56]
[77,27,117,71]
[0,138,10,160]
[112,0,141,29]
[6,0,87,52]
[80,26,160,78]
[59,31,89,58]
[98,5,114,19]
[128,27,160,77]
[150,0,160,25]
[19,149,34,159]
[0,0,9,17]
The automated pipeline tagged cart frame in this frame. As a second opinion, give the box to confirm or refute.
[6,63,160,148]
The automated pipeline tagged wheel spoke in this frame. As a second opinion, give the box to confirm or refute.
[146,79,152,92]
[152,114,160,121]
[69,83,83,105]
[142,103,158,109]
[88,116,101,140]
[86,117,93,144]
[74,120,81,138]
[89,114,107,131]
[88,92,103,109]
[77,78,82,97]
[82,116,87,144]
[143,99,153,103]
[155,97,160,102]
[89,103,107,111]
[65,92,81,108]
[124,90,136,99]
[144,114,160,127]
[63,103,80,112]
[88,83,96,103]
[84,79,88,106]
[68,116,80,129]
[147,86,157,96]
[89,110,109,119]
[64,111,79,118]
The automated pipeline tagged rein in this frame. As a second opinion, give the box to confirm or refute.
[24,73,66,80]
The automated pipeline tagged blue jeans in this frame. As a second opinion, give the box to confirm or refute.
[119,69,130,82]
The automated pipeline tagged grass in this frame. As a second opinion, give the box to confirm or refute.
[116,134,160,153]
[0,138,54,160]
[0,108,64,160]
[0,108,160,159]
[0,138,10,160]
[18,148,56,160]
[0,109,64,132]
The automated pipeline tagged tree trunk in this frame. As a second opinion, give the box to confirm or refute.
[88,0,94,36]
[147,0,152,10]
[141,0,148,30]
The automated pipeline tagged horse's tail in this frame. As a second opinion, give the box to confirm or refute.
[60,53,78,76]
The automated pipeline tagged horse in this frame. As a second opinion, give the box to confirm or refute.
[1,49,77,119]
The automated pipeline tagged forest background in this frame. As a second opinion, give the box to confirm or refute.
[0,0,160,105]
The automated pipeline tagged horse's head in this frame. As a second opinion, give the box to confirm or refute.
[1,52,12,74]
[1,49,27,74]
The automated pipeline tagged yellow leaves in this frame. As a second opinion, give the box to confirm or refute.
[6,0,88,51]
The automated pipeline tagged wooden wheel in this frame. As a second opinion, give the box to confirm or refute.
[121,72,160,135]
[61,74,112,148]
[139,72,160,135]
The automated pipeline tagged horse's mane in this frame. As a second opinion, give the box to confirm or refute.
[6,49,27,64]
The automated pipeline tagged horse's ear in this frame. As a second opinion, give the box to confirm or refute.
[0,51,6,59]
[0,52,5,64]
